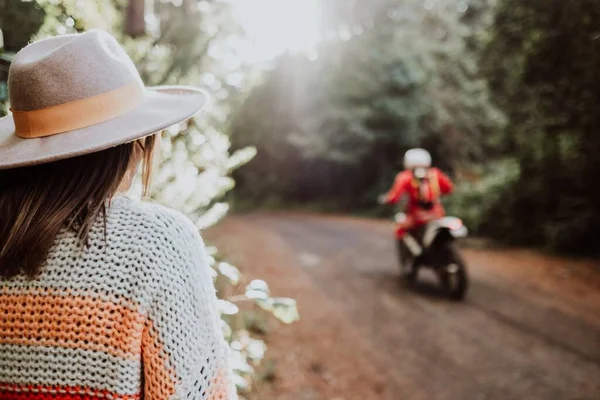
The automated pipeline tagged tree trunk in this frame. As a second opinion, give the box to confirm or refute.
[126,0,145,37]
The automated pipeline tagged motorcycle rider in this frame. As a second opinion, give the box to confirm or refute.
[380,148,454,242]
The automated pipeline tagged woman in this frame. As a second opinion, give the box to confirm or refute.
[0,30,236,399]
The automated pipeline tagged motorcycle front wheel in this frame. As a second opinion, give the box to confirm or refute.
[440,244,468,300]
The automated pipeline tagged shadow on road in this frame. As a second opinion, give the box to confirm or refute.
[370,270,451,301]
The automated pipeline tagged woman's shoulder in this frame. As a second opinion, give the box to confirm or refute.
[104,196,211,284]
[106,195,201,250]
[52,196,211,309]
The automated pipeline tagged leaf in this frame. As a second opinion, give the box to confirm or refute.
[246,279,270,295]
[245,338,267,364]
[245,289,269,300]
[216,299,239,316]
[205,245,218,256]
[271,298,300,324]
[257,297,300,324]
[218,262,241,284]
[220,321,233,341]
[232,374,250,392]
[0,53,13,62]
[229,344,255,373]
[205,254,216,267]
[0,83,7,102]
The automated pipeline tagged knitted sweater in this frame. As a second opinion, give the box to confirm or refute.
[0,196,236,400]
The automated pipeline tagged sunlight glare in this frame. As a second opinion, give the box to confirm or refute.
[233,0,320,62]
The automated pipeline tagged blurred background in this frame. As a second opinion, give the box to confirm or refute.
[1,0,600,399]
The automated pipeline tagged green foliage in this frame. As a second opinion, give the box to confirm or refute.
[210,254,299,395]
[0,0,294,395]
[443,158,520,234]
[230,0,504,210]
[480,0,600,253]
[0,0,46,51]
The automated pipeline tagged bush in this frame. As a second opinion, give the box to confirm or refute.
[444,158,520,236]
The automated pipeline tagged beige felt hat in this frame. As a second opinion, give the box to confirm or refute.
[0,30,208,170]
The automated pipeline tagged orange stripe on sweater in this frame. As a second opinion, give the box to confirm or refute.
[0,286,142,311]
[141,317,234,400]
[0,383,140,400]
[0,293,144,360]
[204,366,233,400]
[141,318,177,400]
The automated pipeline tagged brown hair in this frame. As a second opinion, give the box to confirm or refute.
[0,135,157,279]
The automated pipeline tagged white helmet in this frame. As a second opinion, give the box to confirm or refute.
[404,148,432,170]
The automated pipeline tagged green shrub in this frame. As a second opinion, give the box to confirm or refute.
[444,158,520,235]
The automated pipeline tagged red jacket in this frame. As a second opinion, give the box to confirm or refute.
[385,168,453,215]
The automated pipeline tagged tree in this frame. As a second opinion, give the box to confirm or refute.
[125,0,145,37]
[0,0,46,109]
[480,0,600,253]
[230,0,504,209]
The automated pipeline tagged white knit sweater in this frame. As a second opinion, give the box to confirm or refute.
[0,196,236,400]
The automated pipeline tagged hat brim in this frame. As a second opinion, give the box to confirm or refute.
[0,86,208,170]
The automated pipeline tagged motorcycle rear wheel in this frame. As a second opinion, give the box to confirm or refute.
[440,245,468,301]
[396,239,418,283]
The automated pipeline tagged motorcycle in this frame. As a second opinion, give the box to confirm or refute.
[394,212,469,300]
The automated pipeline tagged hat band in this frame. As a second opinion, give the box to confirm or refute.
[11,81,145,139]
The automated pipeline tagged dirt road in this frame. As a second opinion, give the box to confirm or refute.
[206,213,600,400]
